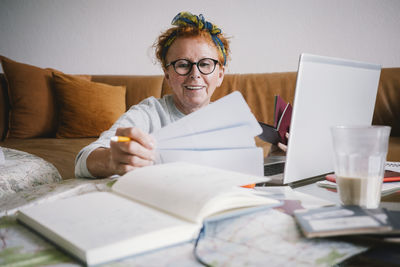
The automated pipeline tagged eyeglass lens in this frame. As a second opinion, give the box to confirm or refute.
[173,58,217,75]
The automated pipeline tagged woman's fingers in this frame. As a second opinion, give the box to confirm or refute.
[115,127,155,150]
[277,142,287,152]
[278,132,290,152]
[110,127,156,175]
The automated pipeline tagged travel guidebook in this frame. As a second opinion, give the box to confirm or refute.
[258,95,292,145]
[294,205,399,238]
[17,162,280,266]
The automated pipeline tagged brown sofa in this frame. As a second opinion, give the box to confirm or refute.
[1,68,399,181]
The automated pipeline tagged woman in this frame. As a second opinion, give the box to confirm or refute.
[75,12,230,178]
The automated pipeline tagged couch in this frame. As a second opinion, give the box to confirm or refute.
[0,56,399,186]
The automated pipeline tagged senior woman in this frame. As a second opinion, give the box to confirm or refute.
[75,12,230,178]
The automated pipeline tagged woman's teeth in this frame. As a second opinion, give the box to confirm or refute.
[185,86,203,90]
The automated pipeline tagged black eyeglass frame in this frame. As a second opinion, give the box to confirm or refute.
[165,58,220,76]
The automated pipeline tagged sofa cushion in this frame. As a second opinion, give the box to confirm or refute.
[0,55,91,139]
[388,136,400,162]
[53,72,126,138]
[0,74,8,140]
[0,138,96,179]
[0,55,58,138]
[372,68,400,136]
[91,75,164,109]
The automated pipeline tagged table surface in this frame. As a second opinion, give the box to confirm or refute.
[0,176,399,266]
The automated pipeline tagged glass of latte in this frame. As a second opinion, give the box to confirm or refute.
[331,126,391,209]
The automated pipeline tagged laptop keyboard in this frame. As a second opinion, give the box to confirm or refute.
[264,162,285,176]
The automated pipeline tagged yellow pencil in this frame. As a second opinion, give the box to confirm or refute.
[110,136,131,142]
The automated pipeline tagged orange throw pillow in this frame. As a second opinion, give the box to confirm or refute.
[0,55,57,138]
[0,55,91,138]
[53,72,126,138]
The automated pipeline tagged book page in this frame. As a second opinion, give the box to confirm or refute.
[18,192,198,265]
[112,162,274,223]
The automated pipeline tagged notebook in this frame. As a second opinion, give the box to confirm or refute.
[262,53,381,185]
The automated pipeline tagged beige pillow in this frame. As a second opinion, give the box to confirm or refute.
[53,72,126,138]
[0,55,91,138]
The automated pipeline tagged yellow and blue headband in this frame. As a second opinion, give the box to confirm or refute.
[161,12,227,66]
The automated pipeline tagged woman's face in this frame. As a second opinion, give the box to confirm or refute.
[164,37,225,114]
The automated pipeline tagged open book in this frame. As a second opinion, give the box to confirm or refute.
[258,95,292,145]
[17,162,279,266]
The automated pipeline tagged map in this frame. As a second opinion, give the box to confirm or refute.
[195,208,366,266]
[0,179,367,266]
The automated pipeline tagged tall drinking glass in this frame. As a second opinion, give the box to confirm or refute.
[331,126,391,209]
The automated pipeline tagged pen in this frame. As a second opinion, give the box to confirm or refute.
[110,136,131,142]
[241,184,256,188]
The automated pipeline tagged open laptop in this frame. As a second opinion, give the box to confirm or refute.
[262,53,381,185]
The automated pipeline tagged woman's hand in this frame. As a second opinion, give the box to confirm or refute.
[109,127,156,175]
[277,132,290,152]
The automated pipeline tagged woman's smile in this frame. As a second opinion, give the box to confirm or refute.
[184,84,205,90]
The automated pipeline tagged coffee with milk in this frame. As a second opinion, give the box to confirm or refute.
[331,126,391,209]
[336,176,382,209]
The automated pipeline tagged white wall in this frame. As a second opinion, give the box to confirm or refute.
[0,0,399,75]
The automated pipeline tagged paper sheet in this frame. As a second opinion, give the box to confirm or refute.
[157,147,264,176]
[152,92,263,176]
[153,92,262,142]
[156,124,256,150]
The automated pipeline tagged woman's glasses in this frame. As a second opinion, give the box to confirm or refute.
[165,58,219,76]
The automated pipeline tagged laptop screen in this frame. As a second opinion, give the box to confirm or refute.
[283,53,381,184]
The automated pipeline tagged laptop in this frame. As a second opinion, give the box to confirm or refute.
[262,53,381,185]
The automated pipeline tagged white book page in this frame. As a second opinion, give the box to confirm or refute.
[18,192,197,264]
[112,162,272,223]
[158,147,264,176]
[152,92,262,142]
